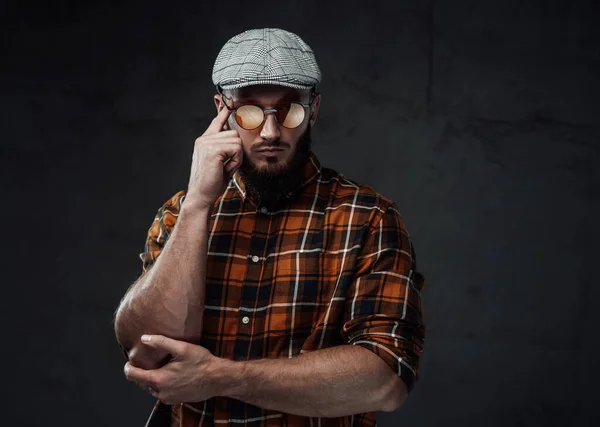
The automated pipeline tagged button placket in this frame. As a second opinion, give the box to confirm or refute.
[233,202,274,361]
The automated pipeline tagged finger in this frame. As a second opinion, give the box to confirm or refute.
[224,147,243,175]
[141,334,187,356]
[203,107,232,136]
[205,129,239,139]
[200,139,242,164]
[213,141,243,176]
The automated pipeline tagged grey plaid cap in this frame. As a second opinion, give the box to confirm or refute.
[212,28,321,91]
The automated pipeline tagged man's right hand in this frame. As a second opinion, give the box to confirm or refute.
[185,107,243,211]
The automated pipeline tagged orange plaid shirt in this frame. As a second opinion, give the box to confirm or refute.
[137,151,426,427]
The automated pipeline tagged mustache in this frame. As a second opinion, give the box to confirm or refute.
[253,141,290,150]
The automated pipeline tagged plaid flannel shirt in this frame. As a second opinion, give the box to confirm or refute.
[135,152,425,427]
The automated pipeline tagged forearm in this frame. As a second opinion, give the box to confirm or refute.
[219,345,405,418]
[115,203,210,361]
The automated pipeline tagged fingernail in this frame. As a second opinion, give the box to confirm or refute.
[141,335,151,342]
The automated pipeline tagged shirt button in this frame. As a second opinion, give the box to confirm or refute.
[251,255,259,263]
[242,316,250,324]
[260,206,268,214]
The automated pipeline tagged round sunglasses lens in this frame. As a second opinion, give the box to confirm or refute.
[281,103,306,128]
[236,105,264,129]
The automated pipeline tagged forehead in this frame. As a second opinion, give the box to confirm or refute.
[227,84,310,104]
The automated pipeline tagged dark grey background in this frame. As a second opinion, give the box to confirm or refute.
[2,0,599,426]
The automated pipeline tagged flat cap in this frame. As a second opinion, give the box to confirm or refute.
[212,28,321,91]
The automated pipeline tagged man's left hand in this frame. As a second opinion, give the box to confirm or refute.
[123,334,223,404]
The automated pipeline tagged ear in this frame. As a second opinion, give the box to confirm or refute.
[214,94,233,131]
[309,93,321,127]
[214,94,226,114]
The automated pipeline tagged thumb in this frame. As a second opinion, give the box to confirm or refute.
[224,144,243,175]
[140,334,186,356]
[224,155,242,176]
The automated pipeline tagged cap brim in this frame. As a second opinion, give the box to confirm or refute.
[218,80,316,91]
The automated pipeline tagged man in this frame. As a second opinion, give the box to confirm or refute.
[114,28,426,427]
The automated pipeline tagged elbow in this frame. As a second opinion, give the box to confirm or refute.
[114,308,135,353]
[380,376,408,412]
[117,333,172,370]
[114,309,170,370]
[127,341,171,370]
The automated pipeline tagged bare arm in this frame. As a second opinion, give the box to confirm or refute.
[219,344,407,417]
[114,105,243,369]
[114,203,211,369]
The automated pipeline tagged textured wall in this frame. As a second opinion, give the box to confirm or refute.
[2,1,599,426]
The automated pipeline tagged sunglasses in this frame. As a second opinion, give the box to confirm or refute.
[217,86,316,130]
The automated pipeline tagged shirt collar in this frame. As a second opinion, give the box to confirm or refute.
[232,150,322,202]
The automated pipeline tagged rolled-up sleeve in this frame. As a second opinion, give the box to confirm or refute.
[340,202,426,393]
[117,191,186,361]
[138,190,186,274]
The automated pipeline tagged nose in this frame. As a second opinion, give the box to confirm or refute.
[260,112,281,142]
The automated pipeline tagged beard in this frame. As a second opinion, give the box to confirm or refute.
[238,123,313,207]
